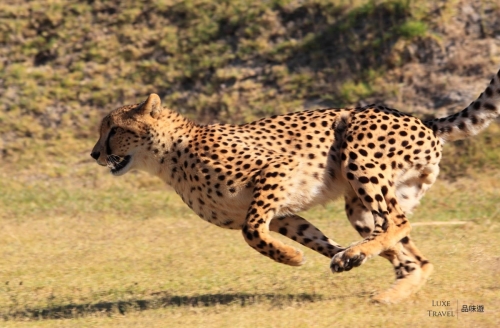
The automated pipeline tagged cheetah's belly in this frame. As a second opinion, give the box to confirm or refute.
[277,166,349,215]
[395,163,439,214]
[177,184,254,230]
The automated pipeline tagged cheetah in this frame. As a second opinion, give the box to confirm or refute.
[91,67,500,303]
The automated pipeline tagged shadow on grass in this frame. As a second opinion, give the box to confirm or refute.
[3,291,367,321]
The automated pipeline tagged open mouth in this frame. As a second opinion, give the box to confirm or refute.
[107,155,132,175]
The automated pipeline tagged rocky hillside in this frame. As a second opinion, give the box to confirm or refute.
[1,0,499,159]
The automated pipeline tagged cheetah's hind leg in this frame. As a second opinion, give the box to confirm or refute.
[372,237,434,304]
[344,193,433,303]
[330,148,413,273]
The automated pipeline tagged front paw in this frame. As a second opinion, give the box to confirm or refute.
[330,248,366,273]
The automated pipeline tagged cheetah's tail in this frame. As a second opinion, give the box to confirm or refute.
[424,67,500,143]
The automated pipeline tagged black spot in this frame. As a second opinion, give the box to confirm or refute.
[359,176,369,183]
[298,224,310,231]
[484,103,497,111]
[381,186,388,195]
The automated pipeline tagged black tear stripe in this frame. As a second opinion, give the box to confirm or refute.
[105,135,112,155]
[105,129,116,155]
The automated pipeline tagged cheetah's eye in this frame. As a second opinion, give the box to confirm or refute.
[109,127,118,137]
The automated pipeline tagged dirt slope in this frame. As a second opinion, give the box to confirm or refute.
[0,0,499,158]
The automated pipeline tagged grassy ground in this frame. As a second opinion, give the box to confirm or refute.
[1,1,500,326]
[1,131,500,327]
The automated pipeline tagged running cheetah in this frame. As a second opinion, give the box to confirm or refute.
[91,67,500,303]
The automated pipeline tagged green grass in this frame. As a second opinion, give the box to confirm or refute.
[397,20,428,39]
[1,136,500,327]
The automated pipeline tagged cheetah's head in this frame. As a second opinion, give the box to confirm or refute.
[91,94,164,176]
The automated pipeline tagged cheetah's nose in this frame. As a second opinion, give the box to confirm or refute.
[90,151,100,160]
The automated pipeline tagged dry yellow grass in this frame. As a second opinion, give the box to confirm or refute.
[1,143,499,327]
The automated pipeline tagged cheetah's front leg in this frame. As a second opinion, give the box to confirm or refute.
[242,169,305,266]
[269,215,345,258]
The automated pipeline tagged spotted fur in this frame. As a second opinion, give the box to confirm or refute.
[91,67,500,303]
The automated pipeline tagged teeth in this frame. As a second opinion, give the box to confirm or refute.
[107,155,131,173]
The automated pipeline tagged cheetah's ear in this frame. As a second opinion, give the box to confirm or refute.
[138,93,162,119]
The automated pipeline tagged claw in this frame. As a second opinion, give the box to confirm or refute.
[330,250,367,273]
[344,258,353,271]
[351,253,366,267]
[331,264,343,272]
